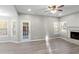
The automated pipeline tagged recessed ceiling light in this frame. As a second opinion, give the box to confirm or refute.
[27,8,31,12]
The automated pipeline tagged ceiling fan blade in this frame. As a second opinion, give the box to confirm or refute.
[48,5,56,9]
[58,5,64,8]
[58,9,63,11]
[48,6,51,8]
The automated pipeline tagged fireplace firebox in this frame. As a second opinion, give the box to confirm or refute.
[71,32,79,40]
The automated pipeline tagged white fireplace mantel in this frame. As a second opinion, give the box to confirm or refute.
[61,26,79,45]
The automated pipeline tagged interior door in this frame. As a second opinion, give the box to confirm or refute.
[20,20,30,42]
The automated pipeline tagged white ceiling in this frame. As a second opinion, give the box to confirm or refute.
[15,5,79,17]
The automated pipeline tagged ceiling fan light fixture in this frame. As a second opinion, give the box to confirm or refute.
[48,5,64,14]
[51,10,57,14]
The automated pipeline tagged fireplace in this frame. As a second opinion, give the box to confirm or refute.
[71,32,79,40]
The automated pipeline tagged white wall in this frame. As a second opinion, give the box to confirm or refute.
[0,5,59,42]
[60,13,79,45]
[0,5,60,42]
[60,13,79,27]
[43,16,59,38]
[19,15,58,41]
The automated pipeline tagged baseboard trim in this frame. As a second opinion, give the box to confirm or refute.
[0,40,19,43]
[20,39,45,43]
[20,37,60,43]
[0,37,61,43]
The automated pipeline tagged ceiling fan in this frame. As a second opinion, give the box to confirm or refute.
[48,5,64,14]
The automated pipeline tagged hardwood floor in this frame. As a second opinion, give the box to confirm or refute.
[0,38,79,54]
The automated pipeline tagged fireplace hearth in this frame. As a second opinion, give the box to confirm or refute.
[71,32,79,40]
